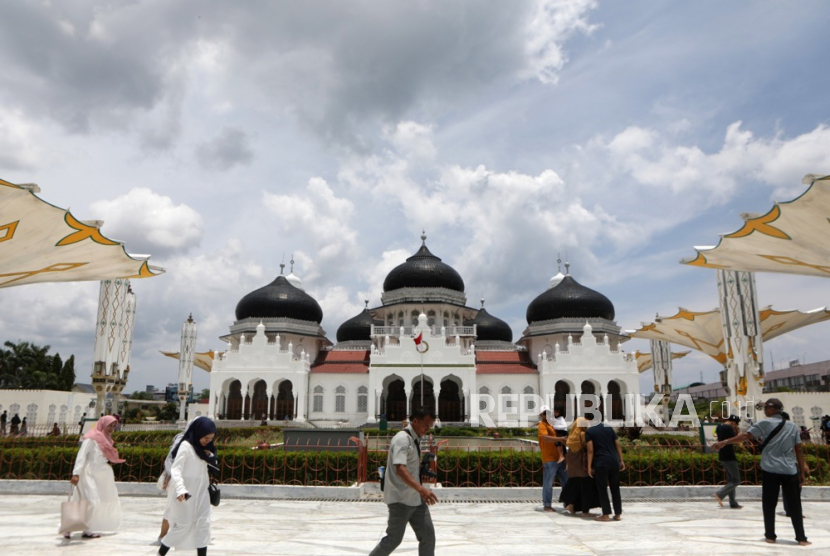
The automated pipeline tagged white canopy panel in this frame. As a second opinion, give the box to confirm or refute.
[630,306,830,363]
[682,174,830,277]
[632,350,690,373]
[161,350,217,372]
[0,178,164,288]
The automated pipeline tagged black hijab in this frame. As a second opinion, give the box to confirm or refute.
[171,416,218,473]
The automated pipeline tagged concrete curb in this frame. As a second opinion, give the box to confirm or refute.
[2,480,829,501]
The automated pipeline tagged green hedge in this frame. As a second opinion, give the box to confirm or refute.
[3,443,828,487]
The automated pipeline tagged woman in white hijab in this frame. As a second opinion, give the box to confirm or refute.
[156,418,197,542]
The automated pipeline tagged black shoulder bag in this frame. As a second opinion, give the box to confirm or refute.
[758,420,787,453]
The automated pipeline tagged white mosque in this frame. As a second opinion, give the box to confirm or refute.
[207,234,639,425]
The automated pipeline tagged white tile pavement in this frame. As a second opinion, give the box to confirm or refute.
[0,495,828,556]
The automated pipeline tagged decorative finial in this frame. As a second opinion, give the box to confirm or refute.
[557,253,562,273]
[421,229,427,245]
[290,253,295,273]
[364,299,369,309]
[480,297,485,308]
[279,263,285,275]
[187,313,194,323]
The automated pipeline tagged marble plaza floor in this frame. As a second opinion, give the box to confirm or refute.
[1,494,828,556]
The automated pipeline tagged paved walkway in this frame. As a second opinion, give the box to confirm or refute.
[1,495,828,555]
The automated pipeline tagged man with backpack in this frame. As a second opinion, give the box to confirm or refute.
[712,398,809,546]
[370,406,438,556]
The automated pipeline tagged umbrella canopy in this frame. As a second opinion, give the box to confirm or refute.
[0,178,164,288]
[630,306,830,363]
[632,349,690,373]
[682,174,830,277]
[161,350,217,372]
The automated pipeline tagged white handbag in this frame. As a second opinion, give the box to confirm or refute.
[59,485,88,534]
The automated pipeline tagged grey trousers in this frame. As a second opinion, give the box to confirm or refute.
[369,502,435,556]
[715,460,740,507]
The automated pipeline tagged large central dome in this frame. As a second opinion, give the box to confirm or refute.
[235,271,323,323]
[526,275,615,324]
[383,234,465,292]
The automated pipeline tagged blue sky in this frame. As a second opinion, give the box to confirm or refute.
[1,0,829,394]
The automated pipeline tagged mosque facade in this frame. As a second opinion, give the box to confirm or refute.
[206,235,639,425]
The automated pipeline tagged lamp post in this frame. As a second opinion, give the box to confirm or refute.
[178,314,197,423]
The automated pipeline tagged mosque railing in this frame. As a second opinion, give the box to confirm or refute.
[1,431,828,487]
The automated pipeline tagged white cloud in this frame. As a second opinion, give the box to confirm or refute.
[0,108,42,171]
[88,188,203,257]
[523,0,599,84]
[262,177,359,284]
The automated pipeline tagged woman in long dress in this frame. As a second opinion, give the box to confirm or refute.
[159,416,217,556]
[67,415,124,539]
[559,417,600,515]
[157,418,197,542]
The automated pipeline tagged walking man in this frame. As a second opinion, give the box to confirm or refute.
[586,422,625,521]
[369,407,438,556]
[712,398,810,546]
[713,415,743,509]
[537,405,567,512]
[78,412,87,435]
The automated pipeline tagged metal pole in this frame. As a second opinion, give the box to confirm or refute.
[420,351,424,407]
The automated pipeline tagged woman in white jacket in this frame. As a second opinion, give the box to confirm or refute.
[159,416,217,556]
[66,415,124,539]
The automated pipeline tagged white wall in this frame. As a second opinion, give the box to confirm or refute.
[0,389,96,427]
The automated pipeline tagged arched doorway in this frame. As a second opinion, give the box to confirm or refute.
[438,379,462,422]
[276,380,294,420]
[607,380,624,420]
[251,380,268,421]
[411,379,436,416]
[554,380,571,416]
[384,379,407,421]
[580,380,598,419]
[226,380,243,420]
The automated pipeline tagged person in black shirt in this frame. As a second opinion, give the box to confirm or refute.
[585,423,625,521]
[713,415,742,509]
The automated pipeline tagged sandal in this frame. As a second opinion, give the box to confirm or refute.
[63,533,71,539]
[82,533,101,539]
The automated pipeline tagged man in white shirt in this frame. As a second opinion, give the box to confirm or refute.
[370,407,439,556]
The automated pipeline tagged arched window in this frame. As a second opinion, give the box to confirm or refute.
[478,386,490,411]
[411,310,420,326]
[313,385,324,413]
[335,385,346,413]
[59,405,68,424]
[523,386,535,411]
[427,310,436,327]
[501,386,513,411]
[357,386,368,413]
[398,311,405,327]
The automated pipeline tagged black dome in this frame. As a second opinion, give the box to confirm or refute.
[337,308,383,343]
[464,307,513,342]
[383,240,465,292]
[526,275,615,324]
[235,275,323,323]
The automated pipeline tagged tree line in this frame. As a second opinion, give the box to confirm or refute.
[0,340,76,391]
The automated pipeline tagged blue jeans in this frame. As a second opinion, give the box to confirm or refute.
[542,460,568,507]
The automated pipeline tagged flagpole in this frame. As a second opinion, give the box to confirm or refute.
[420,350,424,407]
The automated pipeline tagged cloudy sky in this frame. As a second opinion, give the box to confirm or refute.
[2,0,830,395]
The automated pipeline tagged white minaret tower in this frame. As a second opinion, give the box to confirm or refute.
[90,279,136,417]
[178,314,198,422]
[649,338,673,422]
[717,270,764,421]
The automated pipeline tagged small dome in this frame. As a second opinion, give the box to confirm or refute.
[337,305,383,343]
[235,270,323,323]
[526,275,615,324]
[286,272,303,290]
[464,306,513,342]
[549,272,565,289]
[286,256,303,289]
[383,233,465,293]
